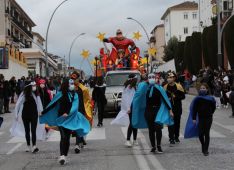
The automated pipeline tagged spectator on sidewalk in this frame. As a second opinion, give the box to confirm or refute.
[213,78,222,109]
[0,76,4,115]
[229,86,234,118]
[3,80,11,113]
[9,76,17,103]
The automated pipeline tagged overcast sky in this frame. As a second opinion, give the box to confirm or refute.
[16,0,192,75]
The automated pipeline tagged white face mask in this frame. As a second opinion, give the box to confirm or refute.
[32,86,37,91]
[148,78,155,85]
[40,84,45,89]
[69,84,75,91]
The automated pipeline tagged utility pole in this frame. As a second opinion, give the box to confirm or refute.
[217,0,223,67]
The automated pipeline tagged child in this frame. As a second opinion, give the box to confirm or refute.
[184,83,216,156]
[229,86,234,118]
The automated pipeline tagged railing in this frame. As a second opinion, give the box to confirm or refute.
[12,16,33,39]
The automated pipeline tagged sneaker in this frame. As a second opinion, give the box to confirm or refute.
[26,145,31,152]
[125,140,132,147]
[58,155,66,165]
[157,146,163,154]
[175,138,180,143]
[203,151,209,156]
[150,147,156,153]
[32,146,39,153]
[97,123,103,127]
[170,140,175,146]
[79,143,84,149]
[74,145,80,154]
[133,140,139,146]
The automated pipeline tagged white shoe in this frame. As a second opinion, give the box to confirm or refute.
[125,140,132,147]
[32,146,39,153]
[26,145,31,152]
[133,140,139,146]
[58,155,66,165]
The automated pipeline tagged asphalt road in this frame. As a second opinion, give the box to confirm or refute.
[0,95,234,170]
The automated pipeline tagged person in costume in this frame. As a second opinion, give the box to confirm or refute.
[111,74,138,147]
[103,29,136,53]
[92,77,107,127]
[184,83,216,156]
[11,81,45,153]
[131,73,174,153]
[40,79,90,165]
[71,71,93,153]
[164,72,185,145]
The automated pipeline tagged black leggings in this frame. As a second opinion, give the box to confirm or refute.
[127,113,138,141]
[4,99,10,112]
[59,127,71,156]
[22,115,38,146]
[97,102,105,124]
[198,117,213,152]
[145,107,162,148]
[168,113,181,140]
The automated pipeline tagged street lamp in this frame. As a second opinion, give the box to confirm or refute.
[68,33,85,67]
[127,17,150,42]
[45,0,70,77]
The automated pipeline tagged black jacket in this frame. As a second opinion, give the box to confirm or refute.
[92,85,107,105]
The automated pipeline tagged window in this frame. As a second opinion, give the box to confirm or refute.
[192,13,197,19]
[184,13,188,19]
[184,27,188,34]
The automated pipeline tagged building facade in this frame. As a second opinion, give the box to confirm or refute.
[161,1,199,44]
[150,24,165,61]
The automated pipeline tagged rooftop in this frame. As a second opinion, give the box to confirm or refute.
[151,24,164,34]
[161,1,198,20]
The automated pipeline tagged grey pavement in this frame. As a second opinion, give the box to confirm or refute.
[0,95,234,170]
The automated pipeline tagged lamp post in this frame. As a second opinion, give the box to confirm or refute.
[45,0,69,77]
[68,33,85,67]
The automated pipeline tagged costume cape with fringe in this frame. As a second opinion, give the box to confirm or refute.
[132,82,174,129]
[184,95,216,139]
[40,91,90,137]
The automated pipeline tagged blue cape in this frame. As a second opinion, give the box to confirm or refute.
[184,95,216,139]
[40,92,90,137]
[132,82,174,129]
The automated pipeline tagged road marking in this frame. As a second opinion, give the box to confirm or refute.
[0,132,4,136]
[213,121,234,132]
[86,128,106,140]
[121,127,151,170]
[46,128,106,142]
[6,143,23,155]
[7,136,25,143]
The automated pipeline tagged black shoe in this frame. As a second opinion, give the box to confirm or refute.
[32,147,39,153]
[83,140,87,145]
[150,147,156,153]
[170,140,175,146]
[75,146,80,154]
[203,151,209,156]
[97,123,103,127]
[175,138,180,143]
[157,146,163,154]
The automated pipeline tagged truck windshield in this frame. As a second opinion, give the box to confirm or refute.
[106,73,140,86]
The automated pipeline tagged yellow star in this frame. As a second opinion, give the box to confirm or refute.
[148,47,157,56]
[133,31,142,40]
[81,50,90,59]
[97,32,106,42]
[140,57,147,64]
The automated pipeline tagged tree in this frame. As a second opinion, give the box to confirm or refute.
[163,36,178,62]
[174,42,185,73]
[190,32,202,74]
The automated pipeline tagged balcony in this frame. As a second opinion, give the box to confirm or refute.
[11,16,33,39]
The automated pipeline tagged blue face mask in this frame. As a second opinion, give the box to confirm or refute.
[149,79,155,85]
[199,90,207,96]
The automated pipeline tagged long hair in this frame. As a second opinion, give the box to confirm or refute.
[60,80,69,96]
[124,78,137,89]
[24,85,32,101]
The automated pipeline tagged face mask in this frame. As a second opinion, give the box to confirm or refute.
[167,78,174,84]
[40,84,45,89]
[32,86,37,92]
[149,78,155,85]
[69,84,75,91]
[199,90,207,96]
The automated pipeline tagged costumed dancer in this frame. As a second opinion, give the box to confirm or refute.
[10,81,45,153]
[132,73,174,153]
[71,71,93,154]
[92,77,107,127]
[40,79,90,165]
[111,74,138,147]
[184,83,216,156]
[164,72,185,145]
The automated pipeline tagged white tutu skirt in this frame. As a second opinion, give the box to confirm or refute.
[111,110,130,126]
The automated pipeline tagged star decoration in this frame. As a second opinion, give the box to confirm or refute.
[81,50,90,59]
[140,57,147,64]
[148,47,157,56]
[133,31,142,40]
[97,32,106,42]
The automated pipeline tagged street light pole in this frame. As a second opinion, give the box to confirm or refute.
[45,0,69,77]
[217,0,223,67]
[68,33,85,67]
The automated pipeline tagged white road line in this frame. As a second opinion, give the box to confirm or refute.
[213,121,234,132]
[7,136,25,143]
[121,127,151,170]
[86,128,106,140]
[6,143,23,155]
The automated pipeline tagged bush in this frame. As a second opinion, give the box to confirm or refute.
[174,42,185,72]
